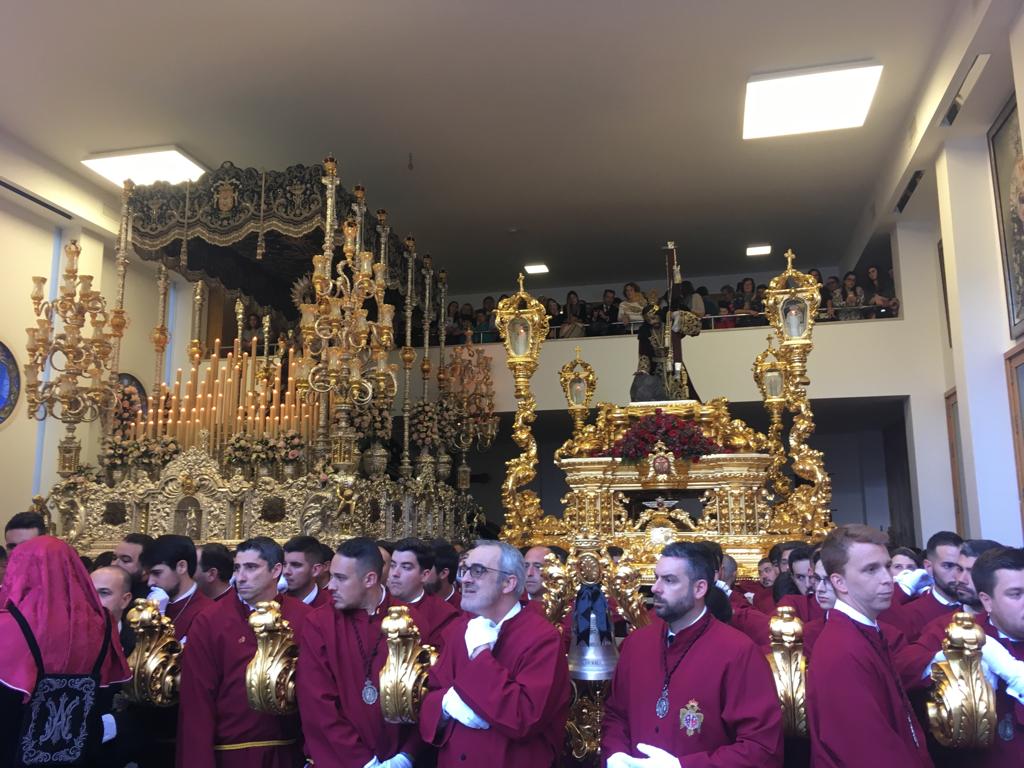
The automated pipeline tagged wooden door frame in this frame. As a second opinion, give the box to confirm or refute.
[943,387,966,537]
[1004,341,1024,531]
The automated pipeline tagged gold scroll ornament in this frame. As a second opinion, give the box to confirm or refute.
[927,612,996,748]
[379,606,438,724]
[246,601,299,714]
[124,598,182,707]
[766,606,806,738]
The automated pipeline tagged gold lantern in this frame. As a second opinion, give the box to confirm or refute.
[559,346,597,439]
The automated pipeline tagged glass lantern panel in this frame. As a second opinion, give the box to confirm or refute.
[765,370,784,398]
[781,298,808,338]
[508,317,531,356]
[569,376,587,406]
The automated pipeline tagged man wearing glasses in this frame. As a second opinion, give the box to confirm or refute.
[419,540,570,768]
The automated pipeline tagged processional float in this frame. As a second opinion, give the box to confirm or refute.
[29,157,494,553]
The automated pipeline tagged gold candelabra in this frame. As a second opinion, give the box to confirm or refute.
[25,239,120,477]
[294,155,395,476]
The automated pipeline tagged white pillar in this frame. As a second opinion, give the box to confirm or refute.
[935,137,1022,543]
[890,222,957,539]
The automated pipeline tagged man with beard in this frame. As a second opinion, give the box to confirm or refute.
[298,537,421,768]
[115,532,155,600]
[419,540,570,768]
[388,537,460,650]
[283,534,330,607]
[806,525,932,767]
[195,542,234,601]
[177,537,310,767]
[881,531,963,642]
[969,547,1024,765]
[602,542,782,767]
[140,534,211,642]
[776,546,825,625]
[426,539,462,609]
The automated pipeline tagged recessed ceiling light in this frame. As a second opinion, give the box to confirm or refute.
[743,62,883,139]
[81,146,207,187]
[524,264,549,274]
[746,244,772,257]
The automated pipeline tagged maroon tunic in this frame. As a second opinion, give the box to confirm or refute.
[166,586,213,642]
[777,593,824,624]
[419,606,570,768]
[441,585,462,611]
[727,590,772,652]
[301,584,331,609]
[176,594,310,768]
[969,617,1024,767]
[880,590,958,643]
[297,591,422,767]
[807,609,933,767]
[401,593,461,651]
[753,588,777,614]
[602,612,783,767]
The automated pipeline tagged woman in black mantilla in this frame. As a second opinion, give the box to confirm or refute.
[630,303,700,402]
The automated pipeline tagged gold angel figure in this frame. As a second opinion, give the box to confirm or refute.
[124,598,182,707]
[246,601,299,714]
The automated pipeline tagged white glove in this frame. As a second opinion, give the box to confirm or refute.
[743,592,755,604]
[714,579,731,597]
[362,759,381,768]
[606,753,644,768]
[101,713,117,744]
[894,568,932,596]
[147,586,170,614]
[441,687,490,729]
[277,574,288,592]
[634,743,681,768]
[981,636,1024,704]
[464,616,499,658]
[379,754,412,768]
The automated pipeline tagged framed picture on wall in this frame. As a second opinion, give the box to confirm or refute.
[988,97,1024,339]
[1004,342,1024,529]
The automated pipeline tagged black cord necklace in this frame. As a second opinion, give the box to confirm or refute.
[353,612,383,706]
[656,614,710,718]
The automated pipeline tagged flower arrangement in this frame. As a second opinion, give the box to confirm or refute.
[249,435,280,465]
[225,433,254,465]
[111,383,143,439]
[159,436,181,465]
[130,436,163,468]
[411,401,440,450]
[601,409,722,463]
[436,399,463,449]
[58,464,101,493]
[277,430,306,465]
[354,398,393,443]
[99,435,132,468]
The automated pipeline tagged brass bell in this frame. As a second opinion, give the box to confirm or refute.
[567,611,619,681]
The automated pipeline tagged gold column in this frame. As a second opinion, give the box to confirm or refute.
[151,263,170,395]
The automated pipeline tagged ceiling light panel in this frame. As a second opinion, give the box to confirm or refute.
[743,62,883,139]
[524,264,549,274]
[82,146,207,186]
[746,244,772,257]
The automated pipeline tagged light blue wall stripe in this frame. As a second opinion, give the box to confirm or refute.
[32,227,63,495]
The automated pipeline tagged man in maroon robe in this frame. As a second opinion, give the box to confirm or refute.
[389,537,460,649]
[807,524,933,767]
[283,534,330,608]
[426,539,462,610]
[115,531,156,600]
[196,543,235,601]
[177,536,310,768]
[881,531,963,642]
[602,541,783,767]
[141,534,212,642]
[297,536,421,768]
[420,539,570,768]
[521,544,554,615]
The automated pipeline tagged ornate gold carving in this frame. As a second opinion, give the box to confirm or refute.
[566,681,606,760]
[495,274,549,546]
[246,601,299,715]
[606,557,650,631]
[379,606,437,724]
[766,606,806,738]
[927,612,996,749]
[124,598,181,707]
[541,553,573,627]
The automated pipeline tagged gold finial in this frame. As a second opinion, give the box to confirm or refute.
[517,272,525,293]
[574,345,582,361]
[323,155,337,176]
[784,249,796,271]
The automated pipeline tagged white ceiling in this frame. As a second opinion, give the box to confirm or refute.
[0,1,961,293]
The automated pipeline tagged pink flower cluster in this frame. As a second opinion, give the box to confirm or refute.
[601,409,722,462]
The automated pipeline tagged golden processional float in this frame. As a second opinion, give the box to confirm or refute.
[481,257,995,761]
[28,156,495,554]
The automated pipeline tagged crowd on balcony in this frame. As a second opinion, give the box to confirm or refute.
[448,265,900,343]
